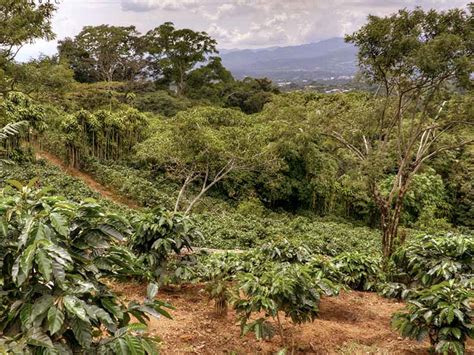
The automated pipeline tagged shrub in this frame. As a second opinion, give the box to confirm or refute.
[259,238,312,263]
[307,255,343,285]
[194,212,381,255]
[129,208,202,279]
[83,160,177,208]
[391,233,474,287]
[377,282,411,300]
[232,263,338,341]
[0,181,172,353]
[236,197,266,217]
[392,280,474,354]
[333,252,382,291]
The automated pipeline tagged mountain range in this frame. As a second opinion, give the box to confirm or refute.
[219,37,358,82]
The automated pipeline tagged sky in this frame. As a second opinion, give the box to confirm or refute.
[18,0,469,61]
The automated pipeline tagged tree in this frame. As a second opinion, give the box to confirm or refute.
[143,22,218,96]
[0,0,55,61]
[324,7,473,258]
[58,25,144,82]
[0,0,56,95]
[135,106,278,214]
[6,56,75,101]
[0,92,47,157]
[60,107,149,168]
[0,121,27,163]
[186,57,234,101]
[224,77,279,114]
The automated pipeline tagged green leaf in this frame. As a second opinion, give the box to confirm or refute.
[125,335,145,355]
[17,244,37,285]
[0,216,8,237]
[27,328,54,349]
[71,318,92,348]
[127,323,148,333]
[452,327,462,339]
[6,179,24,191]
[47,306,65,335]
[64,296,89,322]
[36,249,53,282]
[141,338,158,355]
[50,212,68,237]
[19,217,35,247]
[146,283,158,300]
[99,224,124,241]
[114,338,129,355]
[31,295,54,322]
[447,308,455,324]
[52,260,66,283]
[20,303,33,327]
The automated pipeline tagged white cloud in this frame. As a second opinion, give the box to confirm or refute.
[121,0,200,12]
[16,0,470,61]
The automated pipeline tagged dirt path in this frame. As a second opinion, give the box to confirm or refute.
[34,152,474,353]
[35,150,139,208]
[112,281,474,355]
[35,150,240,254]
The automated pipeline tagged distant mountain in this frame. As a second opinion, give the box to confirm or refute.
[219,38,358,82]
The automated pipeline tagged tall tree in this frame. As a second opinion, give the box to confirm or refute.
[325,7,473,258]
[58,25,144,82]
[0,0,56,94]
[143,22,218,95]
[135,106,278,214]
[0,0,55,61]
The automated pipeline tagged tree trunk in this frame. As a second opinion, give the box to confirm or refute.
[380,190,406,259]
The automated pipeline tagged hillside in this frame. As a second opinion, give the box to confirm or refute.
[220,37,358,82]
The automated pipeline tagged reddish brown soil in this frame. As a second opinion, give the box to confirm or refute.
[111,281,474,355]
[36,150,474,354]
[35,150,138,208]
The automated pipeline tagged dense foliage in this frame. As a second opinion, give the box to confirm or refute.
[130,208,202,278]
[233,263,338,341]
[0,182,171,353]
[391,233,473,287]
[392,281,473,354]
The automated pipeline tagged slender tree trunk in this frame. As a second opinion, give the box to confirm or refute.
[275,312,286,344]
[379,187,407,259]
[174,174,194,214]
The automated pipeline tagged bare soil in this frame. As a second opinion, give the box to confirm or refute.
[111,281,474,355]
[35,150,138,208]
[36,150,474,354]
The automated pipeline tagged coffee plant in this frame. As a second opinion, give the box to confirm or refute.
[392,280,474,354]
[0,181,172,354]
[232,263,338,341]
[129,207,202,279]
[333,252,382,291]
[391,233,473,287]
[259,238,312,263]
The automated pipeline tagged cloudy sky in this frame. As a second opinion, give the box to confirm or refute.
[18,0,468,61]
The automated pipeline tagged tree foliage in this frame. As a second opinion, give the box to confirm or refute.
[143,22,218,95]
[59,25,144,83]
[136,106,278,214]
[324,6,474,257]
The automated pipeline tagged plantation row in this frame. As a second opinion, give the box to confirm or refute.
[1,178,472,353]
